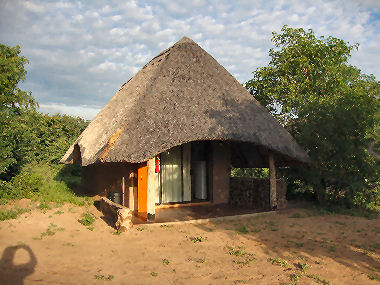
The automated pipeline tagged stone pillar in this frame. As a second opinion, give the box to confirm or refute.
[269,152,277,209]
[147,157,159,221]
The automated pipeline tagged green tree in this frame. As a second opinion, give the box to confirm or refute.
[0,44,36,116]
[0,43,88,181]
[0,43,37,179]
[245,26,379,206]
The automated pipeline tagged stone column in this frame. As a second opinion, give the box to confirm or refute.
[268,152,277,209]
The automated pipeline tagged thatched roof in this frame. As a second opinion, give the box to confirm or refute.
[61,37,311,166]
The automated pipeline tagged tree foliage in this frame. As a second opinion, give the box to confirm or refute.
[0,43,88,181]
[0,44,37,116]
[245,26,379,206]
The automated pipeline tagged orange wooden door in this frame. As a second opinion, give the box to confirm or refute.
[137,163,147,219]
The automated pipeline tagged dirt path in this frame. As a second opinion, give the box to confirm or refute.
[0,203,379,284]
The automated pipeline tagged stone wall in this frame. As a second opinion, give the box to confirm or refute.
[229,177,287,209]
[99,197,133,231]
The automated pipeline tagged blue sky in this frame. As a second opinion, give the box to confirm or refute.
[1,0,379,119]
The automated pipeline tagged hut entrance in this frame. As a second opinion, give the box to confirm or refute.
[161,146,184,203]
[160,142,210,204]
[137,163,147,219]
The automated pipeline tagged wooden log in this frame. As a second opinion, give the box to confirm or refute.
[269,153,277,209]
[122,176,125,206]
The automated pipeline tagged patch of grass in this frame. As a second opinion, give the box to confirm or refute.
[189,236,207,243]
[137,226,147,231]
[264,220,276,227]
[37,201,51,210]
[63,242,75,247]
[310,205,378,220]
[40,222,65,238]
[94,274,114,281]
[227,246,247,257]
[295,242,304,248]
[289,213,304,218]
[306,274,330,284]
[40,228,56,237]
[268,257,289,268]
[187,256,206,264]
[162,258,170,265]
[333,221,346,226]
[369,243,380,250]
[150,272,158,277]
[160,224,173,228]
[295,262,309,273]
[367,274,380,281]
[79,212,95,226]
[0,207,30,221]
[54,210,64,215]
[113,229,122,235]
[290,273,300,282]
[234,280,247,284]
[88,226,95,231]
[227,245,256,265]
[328,245,337,252]
[250,228,261,233]
[235,225,249,234]
[294,234,305,240]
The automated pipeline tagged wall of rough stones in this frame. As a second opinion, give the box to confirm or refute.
[99,197,133,231]
[229,178,287,209]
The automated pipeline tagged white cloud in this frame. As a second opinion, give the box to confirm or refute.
[0,0,379,120]
[39,103,101,120]
[23,1,45,13]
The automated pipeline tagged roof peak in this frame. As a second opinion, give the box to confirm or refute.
[175,36,196,45]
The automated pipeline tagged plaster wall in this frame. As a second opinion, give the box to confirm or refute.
[211,141,231,204]
[81,162,136,208]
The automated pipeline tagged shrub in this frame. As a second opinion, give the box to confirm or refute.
[0,163,91,206]
[0,207,30,221]
[80,212,95,226]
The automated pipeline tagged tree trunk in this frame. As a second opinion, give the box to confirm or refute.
[314,180,326,205]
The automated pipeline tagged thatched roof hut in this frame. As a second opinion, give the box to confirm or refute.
[61,37,310,167]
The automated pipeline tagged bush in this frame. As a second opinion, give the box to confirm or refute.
[0,207,30,221]
[80,212,95,226]
[0,163,91,206]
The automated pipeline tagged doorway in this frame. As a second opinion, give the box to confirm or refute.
[137,163,147,219]
[160,142,210,204]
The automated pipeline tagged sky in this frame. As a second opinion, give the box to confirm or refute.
[1,0,379,120]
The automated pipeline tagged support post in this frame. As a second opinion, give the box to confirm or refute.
[129,172,138,216]
[122,176,125,206]
[147,157,159,221]
[269,152,277,210]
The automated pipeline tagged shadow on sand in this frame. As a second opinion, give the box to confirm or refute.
[0,245,37,285]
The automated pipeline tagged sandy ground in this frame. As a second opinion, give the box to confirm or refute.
[0,201,379,285]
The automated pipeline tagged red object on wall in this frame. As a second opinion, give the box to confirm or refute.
[155,156,161,173]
